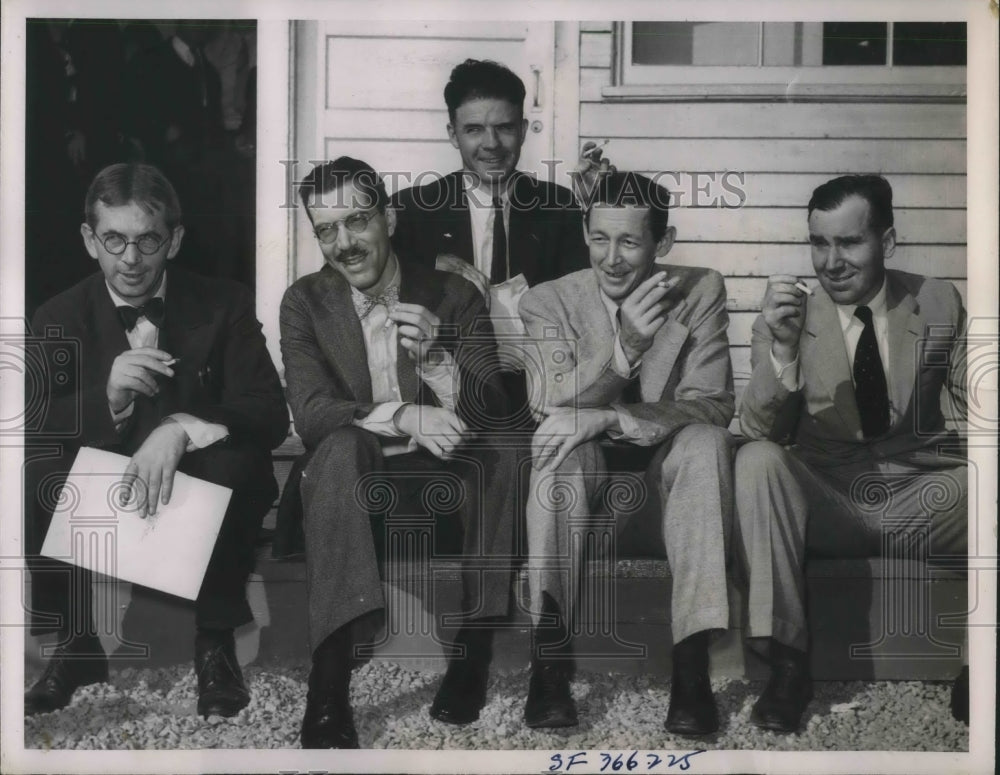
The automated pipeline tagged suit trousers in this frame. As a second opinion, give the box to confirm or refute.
[734,440,968,652]
[525,424,734,645]
[25,442,277,638]
[299,426,517,654]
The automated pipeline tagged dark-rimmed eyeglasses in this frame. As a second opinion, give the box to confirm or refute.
[313,211,376,244]
[100,233,170,256]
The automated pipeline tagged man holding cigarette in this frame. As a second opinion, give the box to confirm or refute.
[735,174,968,732]
[280,157,518,747]
[517,172,735,735]
[24,163,288,718]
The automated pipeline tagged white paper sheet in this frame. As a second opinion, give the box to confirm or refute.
[40,447,232,600]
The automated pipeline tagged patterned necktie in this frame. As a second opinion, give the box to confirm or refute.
[352,285,400,320]
[853,305,890,438]
[117,297,165,331]
[616,308,642,403]
[490,195,508,284]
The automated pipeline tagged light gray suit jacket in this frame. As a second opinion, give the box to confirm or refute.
[739,269,967,470]
[518,264,735,447]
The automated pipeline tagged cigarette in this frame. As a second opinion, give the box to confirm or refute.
[657,280,668,288]
[164,358,180,366]
[582,139,609,159]
[794,282,813,296]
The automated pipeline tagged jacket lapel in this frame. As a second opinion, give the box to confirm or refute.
[320,274,373,402]
[641,298,690,401]
[507,174,540,282]
[395,263,423,403]
[885,273,921,421]
[442,172,474,263]
[801,290,862,435]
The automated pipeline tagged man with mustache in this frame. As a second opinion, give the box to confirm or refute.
[280,157,518,747]
[735,174,969,732]
[517,171,735,736]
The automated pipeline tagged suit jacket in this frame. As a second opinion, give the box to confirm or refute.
[279,261,509,451]
[518,265,735,447]
[739,269,967,470]
[390,171,589,287]
[30,267,289,453]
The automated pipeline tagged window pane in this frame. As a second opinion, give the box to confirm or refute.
[632,22,759,66]
[822,22,888,65]
[893,22,966,66]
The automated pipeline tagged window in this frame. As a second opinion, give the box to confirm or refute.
[609,22,966,101]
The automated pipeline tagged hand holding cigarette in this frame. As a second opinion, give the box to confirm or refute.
[761,274,808,361]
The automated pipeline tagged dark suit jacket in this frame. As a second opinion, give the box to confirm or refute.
[279,261,509,451]
[519,265,735,447]
[30,266,289,454]
[739,269,966,470]
[390,170,589,287]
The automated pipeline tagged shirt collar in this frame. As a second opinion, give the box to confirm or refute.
[597,286,622,328]
[106,272,167,309]
[462,172,514,208]
[171,35,197,67]
[835,275,887,332]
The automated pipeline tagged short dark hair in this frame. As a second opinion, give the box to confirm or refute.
[85,163,182,230]
[808,175,894,233]
[444,59,525,122]
[583,171,672,242]
[297,157,388,222]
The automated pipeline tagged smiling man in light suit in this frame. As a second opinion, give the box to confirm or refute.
[517,172,735,736]
[735,174,969,733]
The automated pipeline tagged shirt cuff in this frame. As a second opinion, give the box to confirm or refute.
[611,334,641,378]
[110,400,134,430]
[606,406,643,442]
[167,413,229,451]
[770,349,803,391]
[353,401,409,437]
[417,351,459,411]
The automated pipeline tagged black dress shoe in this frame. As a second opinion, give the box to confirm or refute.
[301,689,360,749]
[750,643,813,733]
[665,632,718,736]
[430,627,494,725]
[950,665,969,724]
[195,629,250,718]
[24,640,108,716]
[524,661,578,728]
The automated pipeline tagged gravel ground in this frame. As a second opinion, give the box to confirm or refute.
[24,662,968,751]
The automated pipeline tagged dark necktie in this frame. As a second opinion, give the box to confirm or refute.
[117,297,165,332]
[490,195,508,284]
[853,305,890,438]
[616,308,642,404]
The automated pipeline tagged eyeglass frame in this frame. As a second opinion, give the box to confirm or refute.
[312,209,379,244]
[96,230,173,256]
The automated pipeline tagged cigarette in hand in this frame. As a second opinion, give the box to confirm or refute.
[582,139,610,160]
[794,282,813,296]
[164,358,180,366]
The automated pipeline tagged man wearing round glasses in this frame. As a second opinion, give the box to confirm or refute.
[24,162,288,721]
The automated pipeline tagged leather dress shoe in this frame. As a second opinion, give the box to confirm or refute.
[25,640,108,716]
[524,661,578,728]
[950,665,969,724]
[665,633,718,736]
[195,629,250,718]
[430,649,492,724]
[300,689,359,749]
[751,646,813,733]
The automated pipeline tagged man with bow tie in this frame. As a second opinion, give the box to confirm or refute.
[24,162,288,719]
[734,175,969,732]
[279,157,517,748]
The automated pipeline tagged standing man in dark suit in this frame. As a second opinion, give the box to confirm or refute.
[391,59,596,423]
[735,175,968,732]
[518,172,735,736]
[24,163,289,719]
[280,158,518,748]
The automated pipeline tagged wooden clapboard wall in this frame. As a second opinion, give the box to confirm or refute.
[576,22,967,420]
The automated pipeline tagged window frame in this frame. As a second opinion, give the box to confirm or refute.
[607,21,966,103]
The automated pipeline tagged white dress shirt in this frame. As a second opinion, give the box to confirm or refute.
[106,276,229,450]
[465,178,509,280]
[349,260,460,455]
[598,289,646,442]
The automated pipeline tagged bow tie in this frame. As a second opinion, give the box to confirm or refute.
[352,286,400,320]
[117,297,165,331]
